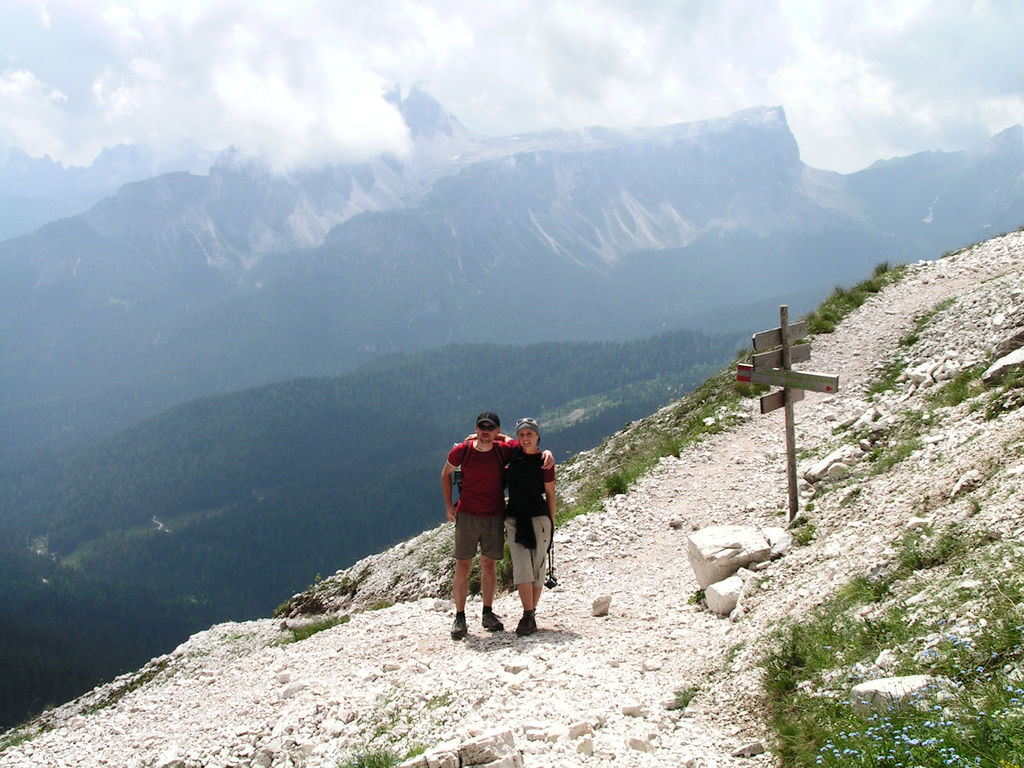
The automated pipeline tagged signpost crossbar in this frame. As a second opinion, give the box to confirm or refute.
[736,364,838,393]
[760,387,803,414]
[752,321,808,352]
[753,343,811,371]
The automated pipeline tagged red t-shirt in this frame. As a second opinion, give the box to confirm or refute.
[447,439,520,518]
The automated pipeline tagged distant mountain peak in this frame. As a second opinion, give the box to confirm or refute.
[397,84,465,140]
[988,124,1023,153]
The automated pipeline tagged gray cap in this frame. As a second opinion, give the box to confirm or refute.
[515,417,540,436]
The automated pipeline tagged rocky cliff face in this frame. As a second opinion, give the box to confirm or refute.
[4,232,1024,767]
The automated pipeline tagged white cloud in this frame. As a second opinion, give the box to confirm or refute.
[0,0,1021,172]
[0,68,70,158]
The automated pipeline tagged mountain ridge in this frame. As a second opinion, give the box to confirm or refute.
[3,92,1023,462]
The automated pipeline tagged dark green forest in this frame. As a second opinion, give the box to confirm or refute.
[0,327,741,730]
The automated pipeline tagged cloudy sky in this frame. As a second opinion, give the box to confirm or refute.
[2,0,1022,174]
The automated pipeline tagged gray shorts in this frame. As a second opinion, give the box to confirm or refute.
[504,516,553,587]
[454,513,505,561]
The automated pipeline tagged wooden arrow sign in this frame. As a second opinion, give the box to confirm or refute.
[760,387,804,414]
[737,364,839,393]
[752,321,808,352]
[752,342,811,371]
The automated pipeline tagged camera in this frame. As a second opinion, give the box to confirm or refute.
[544,573,558,589]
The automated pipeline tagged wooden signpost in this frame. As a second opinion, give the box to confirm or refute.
[737,306,839,522]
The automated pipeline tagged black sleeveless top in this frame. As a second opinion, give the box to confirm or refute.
[505,449,549,518]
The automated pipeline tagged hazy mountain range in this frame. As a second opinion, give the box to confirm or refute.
[3,87,1023,462]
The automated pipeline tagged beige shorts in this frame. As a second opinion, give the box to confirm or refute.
[454,513,505,561]
[504,516,553,587]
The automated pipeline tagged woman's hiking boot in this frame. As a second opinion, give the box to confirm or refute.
[515,611,537,636]
[451,612,468,640]
[481,608,504,632]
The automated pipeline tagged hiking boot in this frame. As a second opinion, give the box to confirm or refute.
[481,610,504,632]
[515,613,537,636]
[451,613,467,640]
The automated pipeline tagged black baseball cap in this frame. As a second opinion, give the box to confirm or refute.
[476,411,500,428]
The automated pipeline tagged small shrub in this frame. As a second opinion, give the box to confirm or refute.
[788,517,816,546]
[928,365,985,408]
[339,748,399,768]
[867,357,908,397]
[603,472,629,496]
[670,685,700,711]
[896,525,972,575]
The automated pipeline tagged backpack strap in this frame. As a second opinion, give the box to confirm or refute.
[457,439,509,474]
[457,438,474,466]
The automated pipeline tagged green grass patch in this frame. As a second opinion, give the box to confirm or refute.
[788,516,816,546]
[0,729,37,753]
[985,367,1024,421]
[670,685,700,711]
[900,298,957,349]
[338,748,400,768]
[927,365,987,409]
[864,410,928,475]
[867,357,909,398]
[896,525,975,575]
[276,615,348,645]
[804,263,905,335]
[762,532,1024,768]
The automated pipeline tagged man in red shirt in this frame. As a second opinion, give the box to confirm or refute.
[440,411,552,640]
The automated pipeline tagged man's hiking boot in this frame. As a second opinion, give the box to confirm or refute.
[481,609,504,632]
[451,613,468,640]
[515,612,537,636]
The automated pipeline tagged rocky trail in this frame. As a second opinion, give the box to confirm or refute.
[4,232,1024,768]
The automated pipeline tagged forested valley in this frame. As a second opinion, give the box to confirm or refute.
[0,327,741,730]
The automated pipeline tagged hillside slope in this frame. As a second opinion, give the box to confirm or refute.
[4,232,1024,766]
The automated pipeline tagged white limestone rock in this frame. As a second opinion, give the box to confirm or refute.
[705,575,744,616]
[983,346,1024,382]
[591,595,612,616]
[763,526,793,559]
[950,469,983,499]
[460,729,520,767]
[850,675,948,717]
[686,525,771,588]
[732,740,766,757]
[801,444,864,483]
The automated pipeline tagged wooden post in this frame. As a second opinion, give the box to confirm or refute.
[739,306,838,524]
[780,306,799,522]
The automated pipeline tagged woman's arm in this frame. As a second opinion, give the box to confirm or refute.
[545,479,556,523]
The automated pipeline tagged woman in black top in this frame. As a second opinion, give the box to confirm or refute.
[504,417,556,636]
